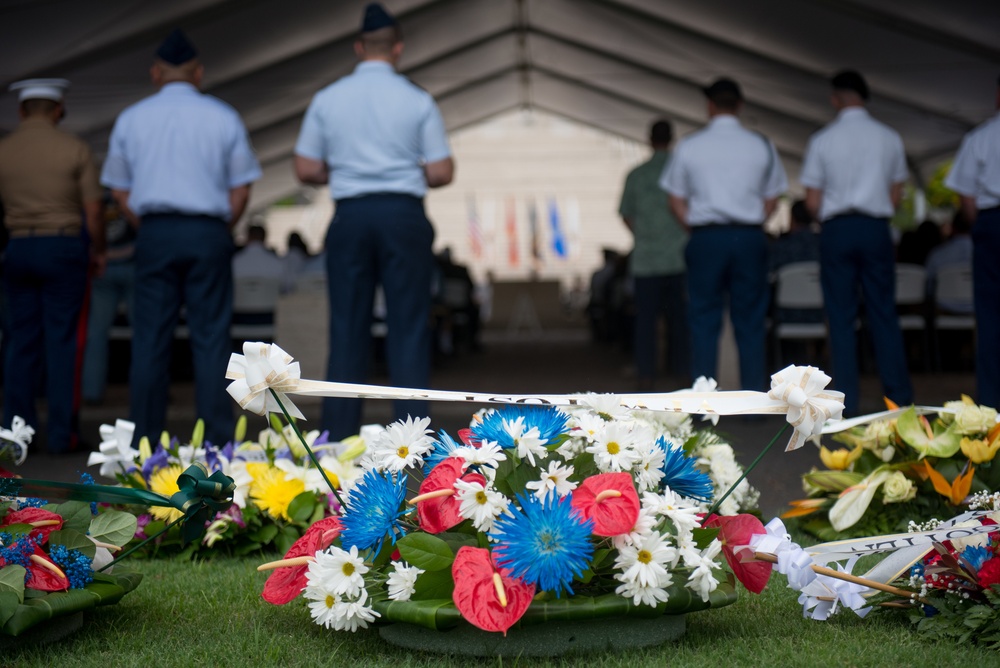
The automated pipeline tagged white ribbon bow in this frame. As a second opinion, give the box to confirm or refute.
[796,558,871,621]
[768,365,845,451]
[750,518,817,590]
[87,419,139,479]
[0,416,34,465]
[225,342,305,420]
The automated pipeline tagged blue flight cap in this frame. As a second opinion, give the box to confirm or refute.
[156,28,199,65]
[362,3,396,33]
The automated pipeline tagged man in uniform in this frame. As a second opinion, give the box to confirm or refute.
[945,75,1000,407]
[294,3,454,438]
[619,119,689,390]
[660,78,787,391]
[101,29,261,446]
[800,70,913,415]
[0,78,104,452]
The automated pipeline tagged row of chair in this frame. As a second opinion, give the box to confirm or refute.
[771,262,974,369]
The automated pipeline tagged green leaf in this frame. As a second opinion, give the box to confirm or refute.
[89,510,138,547]
[412,569,455,600]
[247,523,279,545]
[0,565,27,603]
[1,523,33,537]
[504,462,540,498]
[692,526,720,550]
[0,591,20,628]
[49,528,97,559]
[274,525,300,555]
[54,501,93,532]
[396,533,455,571]
[287,492,318,524]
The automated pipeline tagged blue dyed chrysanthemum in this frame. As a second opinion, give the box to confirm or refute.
[490,493,593,596]
[471,405,569,450]
[340,468,408,554]
[961,544,992,573]
[49,544,94,589]
[658,438,713,502]
[422,430,461,475]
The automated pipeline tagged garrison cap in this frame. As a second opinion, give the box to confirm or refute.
[9,78,69,102]
[156,28,199,66]
[831,70,869,101]
[362,3,397,32]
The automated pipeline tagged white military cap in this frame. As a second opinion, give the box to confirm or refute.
[8,78,70,102]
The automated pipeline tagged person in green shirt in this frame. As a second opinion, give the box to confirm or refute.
[619,119,690,391]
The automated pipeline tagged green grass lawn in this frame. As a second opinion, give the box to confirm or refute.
[3,556,993,667]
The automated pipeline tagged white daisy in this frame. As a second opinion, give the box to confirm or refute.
[304,582,342,628]
[386,561,424,601]
[615,577,672,607]
[308,545,368,597]
[571,412,607,442]
[579,393,630,421]
[587,421,638,472]
[614,531,677,588]
[633,442,666,492]
[612,506,658,550]
[686,540,722,602]
[334,588,380,631]
[642,489,702,534]
[454,479,509,532]
[454,439,506,472]
[222,459,254,509]
[502,417,548,467]
[370,416,434,472]
[525,461,577,501]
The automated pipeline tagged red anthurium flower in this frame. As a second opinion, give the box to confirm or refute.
[704,513,772,594]
[570,472,640,536]
[452,546,534,635]
[261,516,343,605]
[457,428,475,446]
[24,542,70,592]
[415,457,485,534]
[2,507,63,543]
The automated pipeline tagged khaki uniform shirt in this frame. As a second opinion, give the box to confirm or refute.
[0,117,101,233]
[619,151,686,276]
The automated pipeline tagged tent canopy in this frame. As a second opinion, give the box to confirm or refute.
[3,0,998,210]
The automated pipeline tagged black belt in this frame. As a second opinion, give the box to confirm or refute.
[9,225,81,238]
[142,213,226,224]
[335,192,423,206]
[691,222,762,231]
[979,206,1000,215]
[825,210,887,222]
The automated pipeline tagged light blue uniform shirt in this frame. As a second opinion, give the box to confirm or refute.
[101,82,261,219]
[946,112,1000,210]
[659,115,787,226]
[295,61,451,200]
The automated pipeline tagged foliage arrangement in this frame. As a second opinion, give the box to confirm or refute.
[786,396,1000,540]
[87,417,366,558]
[258,399,757,634]
[0,477,140,637]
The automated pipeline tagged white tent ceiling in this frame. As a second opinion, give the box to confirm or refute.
[2,0,998,211]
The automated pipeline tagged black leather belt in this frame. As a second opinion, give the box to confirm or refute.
[9,225,81,238]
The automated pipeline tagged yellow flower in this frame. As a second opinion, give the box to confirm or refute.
[148,464,185,523]
[246,462,306,521]
[923,460,975,506]
[960,437,1000,464]
[819,444,863,471]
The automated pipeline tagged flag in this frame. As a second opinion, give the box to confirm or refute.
[548,197,567,259]
[528,197,542,265]
[505,196,519,267]
[467,195,483,259]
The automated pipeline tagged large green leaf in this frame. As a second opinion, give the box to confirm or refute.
[396,533,455,571]
[54,501,93,533]
[49,528,97,559]
[89,510,138,547]
[0,592,19,628]
[287,492,318,524]
[412,569,455,600]
[0,523,32,538]
[0,566,26,603]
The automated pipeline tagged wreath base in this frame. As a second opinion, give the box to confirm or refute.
[379,612,687,657]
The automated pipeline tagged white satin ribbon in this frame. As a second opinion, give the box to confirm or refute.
[749,518,817,590]
[87,419,139,478]
[225,342,305,420]
[226,342,845,449]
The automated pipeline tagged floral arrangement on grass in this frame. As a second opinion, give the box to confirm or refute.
[0,447,142,637]
[87,416,366,558]
[785,396,1000,540]
[257,400,753,634]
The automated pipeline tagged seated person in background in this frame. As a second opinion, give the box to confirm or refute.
[233,223,283,280]
[926,212,973,313]
[281,230,311,293]
[897,219,942,265]
[769,199,820,273]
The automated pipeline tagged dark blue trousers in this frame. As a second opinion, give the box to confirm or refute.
[820,215,912,415]
[633,273,690,384]
[973,208,1000,407]
[130,215,234,446]
[323,195,435,439]
[685,226,768,391]
[3,236,88,452]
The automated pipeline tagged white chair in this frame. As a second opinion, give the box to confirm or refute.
[894,263,927,331]
[231,277,282,341]
[931,264,975,371]
[771,262,826,367]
